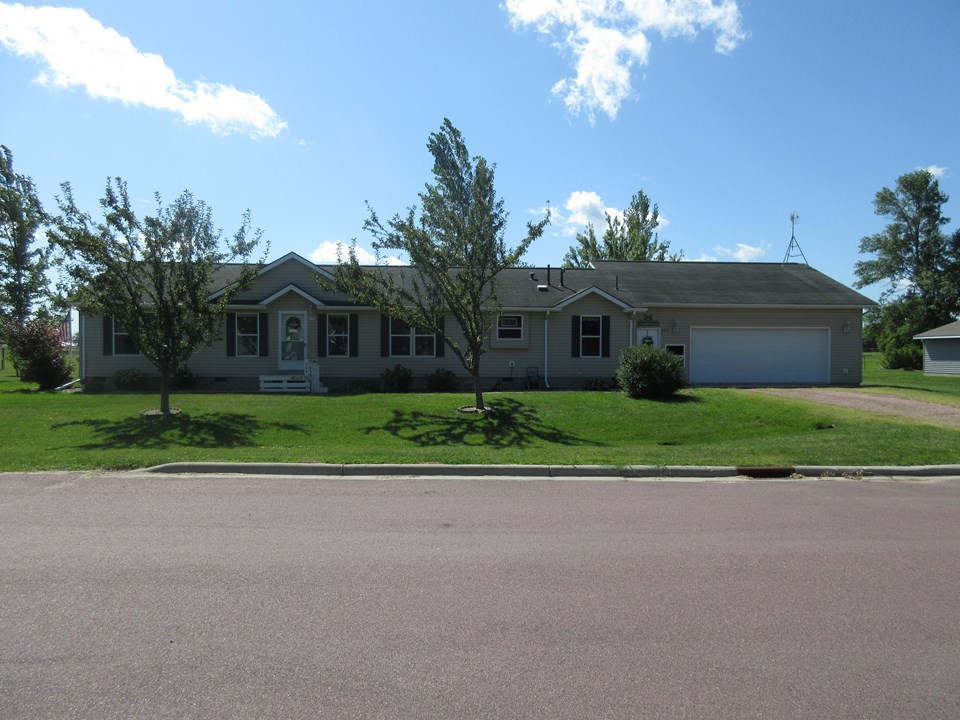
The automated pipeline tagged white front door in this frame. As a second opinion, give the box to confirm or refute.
[279,311,307,371]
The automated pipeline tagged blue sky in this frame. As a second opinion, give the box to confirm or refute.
[1,0,958,300]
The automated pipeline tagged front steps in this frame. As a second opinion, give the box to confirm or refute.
[259,374,328,394]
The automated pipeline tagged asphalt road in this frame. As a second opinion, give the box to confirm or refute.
[1,473,958,719]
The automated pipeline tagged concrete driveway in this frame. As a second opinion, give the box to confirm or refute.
[2,472,958,719]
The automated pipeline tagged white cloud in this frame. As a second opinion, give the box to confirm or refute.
[553,190,672,237]
[713,242,766,262]
[0,3,286,138]
[563,190,610,231]
[309,241,404,266]
[922,165,948,178]
[506,0,747,122]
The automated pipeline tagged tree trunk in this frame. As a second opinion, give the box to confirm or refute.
[472,368,484,411]
[159,372,171,415]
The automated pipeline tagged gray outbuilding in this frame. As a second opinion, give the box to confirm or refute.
[914,320,960,376]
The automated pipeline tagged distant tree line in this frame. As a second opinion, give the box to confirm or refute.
[855,169,960,369]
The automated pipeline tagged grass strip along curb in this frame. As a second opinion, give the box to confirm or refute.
[141,462,960,479]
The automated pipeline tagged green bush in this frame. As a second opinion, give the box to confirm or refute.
[342,378,381,395]
[582,377,616,391]
[381,364,412,393]
[616,345,686,399]
[881,343,923,370]
[424,368,459,392]
[173,364,198,390]
[113,368,149,391]
[2,318,73,390]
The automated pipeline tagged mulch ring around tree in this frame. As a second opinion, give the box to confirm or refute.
[457,405,497,414]
[139,408,182,417]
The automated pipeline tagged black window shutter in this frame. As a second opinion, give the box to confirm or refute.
[103,315,114,356]
[317,314,327,357]
[435,315,445,357]
[601,315,611,358]
[258,313,269,357]
[226,313,236,356]
[571,315,581,357]
[380,314,390,357]
[349,314,359,357]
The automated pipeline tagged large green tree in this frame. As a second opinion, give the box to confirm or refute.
[334,119,549,411]
[563,190,681,268]
[855,169,959,367]
[52,179,265,414]
[0,145,52,329]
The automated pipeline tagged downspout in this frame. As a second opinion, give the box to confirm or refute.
[543,311,551,389]
[79,310,86,381]
[630,310,636,346]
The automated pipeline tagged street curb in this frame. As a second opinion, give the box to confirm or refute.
[139,462,960,479]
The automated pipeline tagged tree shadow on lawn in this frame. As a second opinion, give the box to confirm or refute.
[52,412,306,450]
[366,397,604,449]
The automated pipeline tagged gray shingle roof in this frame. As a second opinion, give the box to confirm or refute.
[914,320,960,339]
[216,254,874,310]
[491,261,875,308]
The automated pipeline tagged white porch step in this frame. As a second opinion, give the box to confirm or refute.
[259,375,327,394]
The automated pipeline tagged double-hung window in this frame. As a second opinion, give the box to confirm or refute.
[113,321,139,355]
[390,317,435,357]
[580,316,602,357]
[235,313,260,356]
[327,314,350,356]
[571,314,610,358]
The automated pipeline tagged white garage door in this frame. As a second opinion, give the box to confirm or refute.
[690,327,830,384]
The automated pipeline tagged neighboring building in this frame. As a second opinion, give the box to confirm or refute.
[77,252,876,392]
[914,320,960,376]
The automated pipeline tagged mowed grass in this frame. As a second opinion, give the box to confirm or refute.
[858,352,960,406]
[1,358,958,470]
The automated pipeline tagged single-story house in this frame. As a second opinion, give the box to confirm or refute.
[913,320,960,376]
[77,252,876,392]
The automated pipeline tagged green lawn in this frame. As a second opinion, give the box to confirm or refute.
[2,357,959,471]
[858,352,960,406]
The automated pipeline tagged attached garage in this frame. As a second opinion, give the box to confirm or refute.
[690,327,830,385]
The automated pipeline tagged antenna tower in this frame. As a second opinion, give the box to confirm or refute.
[783,212,808,264]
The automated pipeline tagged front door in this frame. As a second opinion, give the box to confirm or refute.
[279,312,307,371]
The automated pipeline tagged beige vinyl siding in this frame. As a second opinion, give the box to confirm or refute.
[545,296,630,386]
[82,314,157,379]
[229,261,342,305]
[922,339,960,375]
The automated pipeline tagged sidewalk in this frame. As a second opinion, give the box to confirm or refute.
[140,462,960,480]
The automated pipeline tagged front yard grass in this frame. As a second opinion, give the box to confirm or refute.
[1,363,958,471]
[859,352,960,406]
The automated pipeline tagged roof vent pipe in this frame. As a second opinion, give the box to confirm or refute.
[529,272,537,281]
[616,275,619,291]
[560,267,565,287]
[547,265,551,286]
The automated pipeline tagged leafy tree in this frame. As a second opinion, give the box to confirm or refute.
[51,179,265,415]
[334,119,549,411]
[563,189,681,268]
[855,170,959,365]
[0,316,72,390]
[0,145,52,330]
